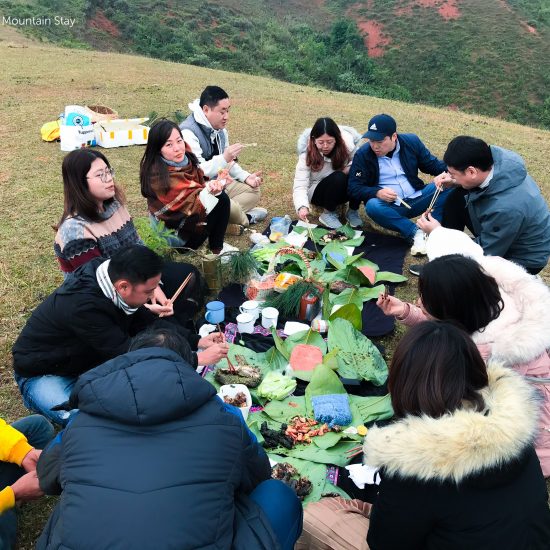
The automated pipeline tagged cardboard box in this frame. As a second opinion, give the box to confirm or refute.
[95,118,149,148]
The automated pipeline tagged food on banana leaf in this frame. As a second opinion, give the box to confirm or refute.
[321,230,348,243]
[257,372,297,400]
[329,280,356,294]
[289,344,323,372]
[215,358,262,387]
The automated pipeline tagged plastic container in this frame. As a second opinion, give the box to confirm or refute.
[269,215,292,242]
[217,384,252,420]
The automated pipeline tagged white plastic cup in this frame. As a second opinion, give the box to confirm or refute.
[261,307,279,329]
[239,300,260,321]
[237,312,255,334]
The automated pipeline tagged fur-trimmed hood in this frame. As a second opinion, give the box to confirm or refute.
[363,363,540,483]
[473,256,550,364]
[296,125,362,155]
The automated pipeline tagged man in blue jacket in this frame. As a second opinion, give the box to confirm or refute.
[36,327,302,550]
[348,114,450,254]
[417,135,550,274]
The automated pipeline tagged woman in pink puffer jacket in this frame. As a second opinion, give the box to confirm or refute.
[378,228,550,476]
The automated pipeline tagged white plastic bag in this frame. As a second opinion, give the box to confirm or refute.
[60,105,96,151]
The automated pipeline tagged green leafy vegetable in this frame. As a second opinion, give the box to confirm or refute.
[257,372,297,401]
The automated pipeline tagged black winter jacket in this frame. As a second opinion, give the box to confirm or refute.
[12,259,200,378]
[348,133,446,202]
[36,347,278,549]
[364,364,550,550]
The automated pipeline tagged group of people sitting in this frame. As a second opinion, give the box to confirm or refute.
[2,85,550,549]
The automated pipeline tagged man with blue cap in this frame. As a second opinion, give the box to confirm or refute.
[348,114,450,254]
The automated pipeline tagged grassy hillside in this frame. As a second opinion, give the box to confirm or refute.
[1,28,549,546]
[1,0,549,128]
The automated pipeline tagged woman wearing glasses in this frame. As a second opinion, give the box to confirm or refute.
[54,148,205,323]
[293,117,362,229]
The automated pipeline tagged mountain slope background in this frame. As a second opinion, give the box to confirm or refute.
[1,0,549,128]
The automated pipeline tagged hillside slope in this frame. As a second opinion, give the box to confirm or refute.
[1,32,549,545]
[1,0,549,128]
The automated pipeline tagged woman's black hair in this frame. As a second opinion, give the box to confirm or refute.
[306,117,350,172]
[140,119,198,197]
[59,149,124,225]
[389,320,488,418]
[419,254,504,333]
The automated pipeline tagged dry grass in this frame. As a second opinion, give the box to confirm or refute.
[0,27,549,546]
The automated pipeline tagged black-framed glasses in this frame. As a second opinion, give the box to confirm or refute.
[87,168,115,183]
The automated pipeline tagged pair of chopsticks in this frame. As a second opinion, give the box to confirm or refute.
[158,272,193,317]
[425,186,443,214]
[345,445,363,459]
[396,196,412,209]
[217,323,237,372]
[241,142,257,148]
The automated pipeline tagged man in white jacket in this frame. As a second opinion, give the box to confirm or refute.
[179,86,267,228]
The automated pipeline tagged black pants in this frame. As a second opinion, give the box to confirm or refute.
[186,191,230,252]
[442,187,474,233]
[311,171,360,211]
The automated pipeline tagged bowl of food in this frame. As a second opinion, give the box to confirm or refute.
[217,384,253,420]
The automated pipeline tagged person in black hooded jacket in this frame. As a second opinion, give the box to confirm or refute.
[12,245,228,425]
[36,327,303,550]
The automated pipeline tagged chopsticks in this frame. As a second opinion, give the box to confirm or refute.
[345,445,363,459]
[396,196,412,209]
[158,272,193,317]
[425,186,443,214]
[241,142,257,148]
[217,323,237,373]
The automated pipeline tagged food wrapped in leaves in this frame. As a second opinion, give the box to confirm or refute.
[215,365,262,388]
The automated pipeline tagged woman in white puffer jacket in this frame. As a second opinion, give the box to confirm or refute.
[293,117,362,229]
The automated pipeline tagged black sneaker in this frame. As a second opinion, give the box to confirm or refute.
[409,264,424,276]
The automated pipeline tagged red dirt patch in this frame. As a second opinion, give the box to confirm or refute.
[214,38,223,48]
[89,10,121,37]
[395,1,460,21]
[520,21,538,35]
[356,20,391,58]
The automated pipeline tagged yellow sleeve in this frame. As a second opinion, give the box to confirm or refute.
[0,418,33,466]
[0,487,15,514]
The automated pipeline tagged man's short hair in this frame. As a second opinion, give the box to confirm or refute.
[199,86,229,108]
[129,326,194,365]
[108,245,164,285]
[443,136,493,172]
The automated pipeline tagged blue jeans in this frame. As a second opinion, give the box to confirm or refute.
[250,479,303,550]
[365,184,451,241]
[0,415,54,550]
[15,373,77,427]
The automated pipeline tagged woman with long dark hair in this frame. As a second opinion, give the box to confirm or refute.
[293,117,362,229]
[54,148,205,322]
[140,119,235,256]
[377,250,550,475]
[298,322,550,550]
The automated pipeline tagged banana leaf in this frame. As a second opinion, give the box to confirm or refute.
[328,303,362,331]
[327,319,388,385]
[349,394,394,424]
[375,271,408,283]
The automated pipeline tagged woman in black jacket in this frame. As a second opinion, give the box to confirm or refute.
[298,321,550,550]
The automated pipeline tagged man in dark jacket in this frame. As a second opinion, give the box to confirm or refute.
[417,135,550,274]
[12,245,228,425]
[348,114,450,254]
[36,328,303,550]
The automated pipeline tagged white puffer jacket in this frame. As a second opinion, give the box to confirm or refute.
[292,126,361,212]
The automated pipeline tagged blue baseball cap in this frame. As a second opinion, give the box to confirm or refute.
[362,114,397,140]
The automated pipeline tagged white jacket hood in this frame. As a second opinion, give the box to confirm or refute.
[364,363,540,483]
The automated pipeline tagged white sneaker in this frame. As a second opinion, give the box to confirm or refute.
[319,211,342,229]
[346,209,362,228]
[218,242,239,263]
[247,207,268,224]
[410,229,427,256]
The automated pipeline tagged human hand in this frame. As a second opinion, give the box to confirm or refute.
[198,332,225,348]
[245,171,263,188]
[208,179,225,195]
[21,449,41,472]
[376,188,398,202]
[11,471,44,503]
[223,143,243,163]
[376,293,406,317]
[416,212,440,234]
[433,172,456,188]
[144,302,174,317]
[298,207,310,221]
[151,286,168,306]
[197,342,230,365]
